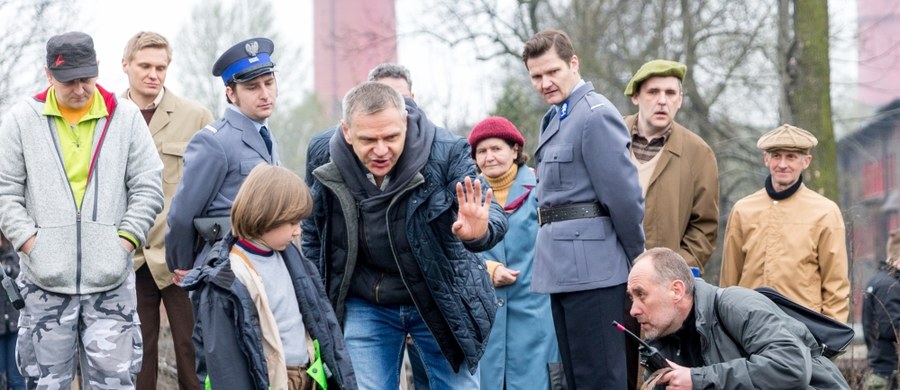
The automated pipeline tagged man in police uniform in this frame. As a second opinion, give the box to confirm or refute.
[166,38,279,282]
[720,124,850,322]
[522,29,645,389]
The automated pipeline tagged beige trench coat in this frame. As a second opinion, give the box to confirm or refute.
[125,88,213,289]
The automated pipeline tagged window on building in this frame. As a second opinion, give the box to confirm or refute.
[888,154,896,191]
[864,160,885,199]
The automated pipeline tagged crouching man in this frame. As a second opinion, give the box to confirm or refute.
[626,247,849,389]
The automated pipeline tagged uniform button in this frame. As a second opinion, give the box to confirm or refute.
[575,232,580,237]
[497,298,504,306]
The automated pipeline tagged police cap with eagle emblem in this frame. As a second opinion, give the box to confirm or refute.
[212,37,275,85]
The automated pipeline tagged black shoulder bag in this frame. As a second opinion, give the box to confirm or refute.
[714,287,854,360]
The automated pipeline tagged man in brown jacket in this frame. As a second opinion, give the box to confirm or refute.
[720,124,850,322]
[623,60,719,272]
[121,31,214,390]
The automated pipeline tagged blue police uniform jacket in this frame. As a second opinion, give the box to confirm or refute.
[166,107,279,271]
[532,81,645,294]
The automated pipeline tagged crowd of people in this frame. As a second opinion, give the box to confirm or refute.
[0,25,887,390]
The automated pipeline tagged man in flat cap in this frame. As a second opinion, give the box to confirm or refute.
[522,29,645,389]
[0,31,164,388]
[166,37,280,280]
[720,124,850,322]
[624,59,719,273]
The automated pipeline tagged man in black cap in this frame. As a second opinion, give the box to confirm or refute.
[166,37,280,281]
[0,31,164,388]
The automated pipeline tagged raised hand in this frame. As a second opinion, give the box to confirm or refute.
[452,176,493,241]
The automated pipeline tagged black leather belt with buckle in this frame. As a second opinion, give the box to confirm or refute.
[538,202,609,226]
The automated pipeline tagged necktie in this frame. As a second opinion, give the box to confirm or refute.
[259,126,273,156]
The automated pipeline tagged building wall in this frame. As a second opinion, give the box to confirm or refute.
[858,0,900,106]
[839,101,900,321]
[314,0,397,120]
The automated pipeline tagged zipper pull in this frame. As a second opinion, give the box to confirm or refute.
[76,210,81,222]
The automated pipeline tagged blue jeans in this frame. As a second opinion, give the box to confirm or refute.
[0,332,25,390]
[343,298,478,390]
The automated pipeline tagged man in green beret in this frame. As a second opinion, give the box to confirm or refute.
[720,124,850,323]
[623,59,719,273]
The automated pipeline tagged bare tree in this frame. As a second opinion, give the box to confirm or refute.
[780,0,838,200]
[0,1,76,110]
[175,0,306,115]
[175,0,320,174]
[411,0,840,273]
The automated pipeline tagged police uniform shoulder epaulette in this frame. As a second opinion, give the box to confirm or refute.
[202,119,227,134]
[584,93,606,111]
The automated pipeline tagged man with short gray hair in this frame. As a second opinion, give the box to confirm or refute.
[627,247,849,389]
[367,62,414,99]
[305,62,416,185]
[720,124,849,322]
[302,81,507,388]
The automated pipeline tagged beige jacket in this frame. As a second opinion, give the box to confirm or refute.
[624,115,719,270]
[125,89,213,289]
[720,184,850,322]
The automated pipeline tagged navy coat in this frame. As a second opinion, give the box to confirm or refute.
[183,235,356,390]
[532,82,645,293]
[302,107,507,373]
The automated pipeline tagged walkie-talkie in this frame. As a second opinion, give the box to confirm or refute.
[612,321,669,372]
[0,268,24,310]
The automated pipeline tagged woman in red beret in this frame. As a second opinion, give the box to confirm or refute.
[467,116,561,389]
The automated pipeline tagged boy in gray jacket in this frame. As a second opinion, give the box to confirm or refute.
[0,31,163,388]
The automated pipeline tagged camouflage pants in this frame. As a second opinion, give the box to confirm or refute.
[15,273,142,390]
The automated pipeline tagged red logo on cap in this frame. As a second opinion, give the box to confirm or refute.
[54,54,64,67]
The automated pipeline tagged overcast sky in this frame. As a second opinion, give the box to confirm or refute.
[78,0,500,129]
[77,0,858,131]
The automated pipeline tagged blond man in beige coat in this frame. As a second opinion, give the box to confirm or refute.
[122,31,214,390]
